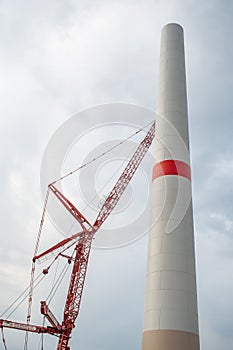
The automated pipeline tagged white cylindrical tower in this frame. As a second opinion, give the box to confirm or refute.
[142,23,200,350]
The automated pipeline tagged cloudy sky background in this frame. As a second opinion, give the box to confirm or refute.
[0,0,233,349]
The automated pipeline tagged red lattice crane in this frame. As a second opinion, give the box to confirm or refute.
[0,121,155,350]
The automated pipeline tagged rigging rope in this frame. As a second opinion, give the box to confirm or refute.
[50,258,60,295]
[1,328,7,350]
[0,272,43,318]
[50,121,154,185]
[6,274,45,319]
[49,120,155,239]
[1,255,61,319]
[46,254,74,305]
[62,156,130,240]
[24,188,50,350]
[36,316,45,350]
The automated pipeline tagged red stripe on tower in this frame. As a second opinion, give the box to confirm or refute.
[152,159,191,181]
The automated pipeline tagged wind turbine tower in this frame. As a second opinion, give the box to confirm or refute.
[142,23,200,350]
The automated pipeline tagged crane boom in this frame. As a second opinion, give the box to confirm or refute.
[0,319,61,335]
[49,184,93,230]
[33,230,85,262]
[94,122,155,228]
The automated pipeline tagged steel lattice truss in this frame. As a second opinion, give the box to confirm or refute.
[0,121,155,350]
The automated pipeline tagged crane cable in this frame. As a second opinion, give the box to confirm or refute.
[18,120,154,349]
[1,328,7,350]
[50,120,154,185]
[36,316,45,350]
[0,240,77,319]
[0,252,65,319]
[60,154,132,241]
[5,274,47,319]
[24,187,50,350]
[0,272,43,318]
[48,120,155,240]
[46,258,72,305]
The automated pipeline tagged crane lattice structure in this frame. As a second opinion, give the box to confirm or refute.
[0,121,155,350]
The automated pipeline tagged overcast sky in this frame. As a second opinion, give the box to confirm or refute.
[0,0,233,349]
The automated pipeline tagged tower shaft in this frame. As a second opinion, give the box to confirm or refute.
[142,23,200,350]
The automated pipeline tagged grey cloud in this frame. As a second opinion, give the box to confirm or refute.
[0,0,233,349]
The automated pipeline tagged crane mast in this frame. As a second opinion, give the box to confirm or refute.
[57,233,94,350]
[0,121,155,349]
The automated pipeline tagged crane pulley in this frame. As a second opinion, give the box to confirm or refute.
[0,121,155,350]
